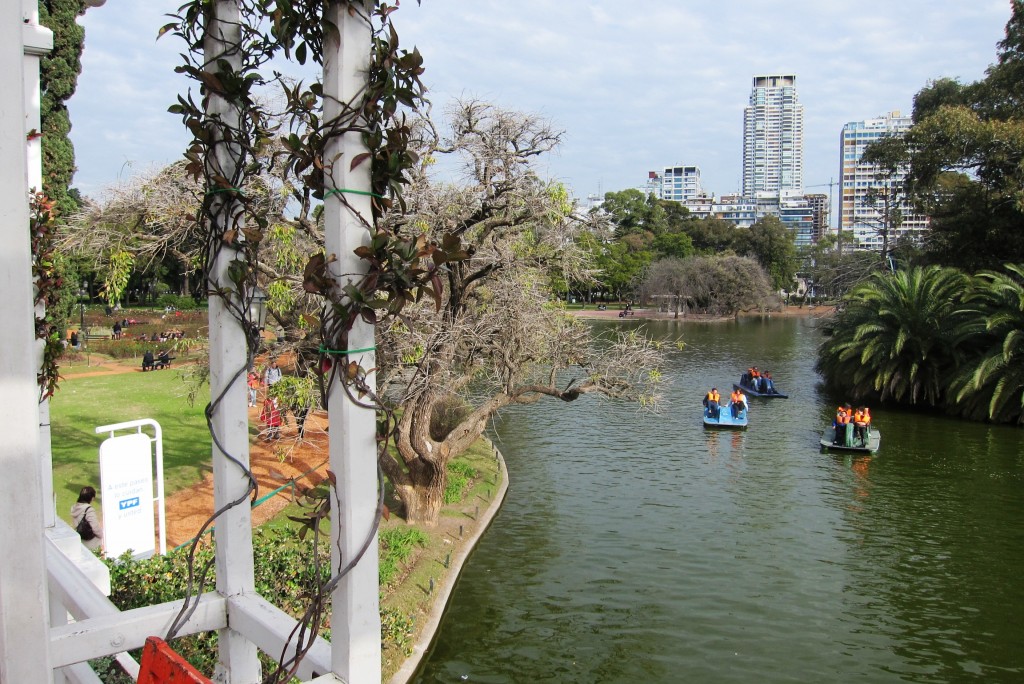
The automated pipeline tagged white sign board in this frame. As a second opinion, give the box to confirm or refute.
[99,433,155,559]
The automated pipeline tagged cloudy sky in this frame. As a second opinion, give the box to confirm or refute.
[71,1,1012,215]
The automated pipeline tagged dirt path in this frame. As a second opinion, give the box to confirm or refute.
[165,410,332,548]
[64,359,332,548]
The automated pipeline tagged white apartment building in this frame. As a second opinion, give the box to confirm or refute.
[743,74,804,198]
[839,111,929,250]
[659,165,703,202]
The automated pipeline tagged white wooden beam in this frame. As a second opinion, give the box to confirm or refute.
[59,662,104,684]
[0,0,52,680]
[50,594,226,668]
[322,2,382,681]
[45,538,116,621]
[228,593,332,681]
[23,0,56,534]
[203,1,260,680]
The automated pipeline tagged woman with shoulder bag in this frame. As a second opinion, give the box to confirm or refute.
[70,485,103,554]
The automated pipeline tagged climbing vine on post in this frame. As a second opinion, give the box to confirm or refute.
[30,191,64,400]
[161,1,465,679]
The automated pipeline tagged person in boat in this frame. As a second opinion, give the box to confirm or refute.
[853,406,871,446]
[834,404,851,445]
[741,368,753,387]
[730,388,746,418]
[763,372,776,394]
[749,367,760,390]
[703,388,722,419]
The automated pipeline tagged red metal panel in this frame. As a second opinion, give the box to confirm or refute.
[137,636,213,683]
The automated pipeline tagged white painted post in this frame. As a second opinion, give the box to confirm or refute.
[0,1,53,680]
[322,2,382,680]
[22,0,56,529]
[204,1,260,681]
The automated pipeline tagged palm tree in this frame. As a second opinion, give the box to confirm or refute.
[949,264,1024,423]
[817,265,973,405]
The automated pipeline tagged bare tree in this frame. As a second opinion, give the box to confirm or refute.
[375,100,667,525]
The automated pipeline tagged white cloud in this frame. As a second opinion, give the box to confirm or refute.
[68,0,1012,209]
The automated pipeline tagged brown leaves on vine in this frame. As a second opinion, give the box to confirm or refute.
[29,192,63,401]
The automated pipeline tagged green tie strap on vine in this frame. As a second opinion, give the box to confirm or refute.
[324,188,386,200]
[204,187,247,198]
[318,345,376,355]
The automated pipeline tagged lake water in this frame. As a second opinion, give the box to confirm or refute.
[413,317,1024,683]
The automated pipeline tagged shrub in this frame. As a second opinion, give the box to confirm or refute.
[158,294,202,311]
[104,527,418,677]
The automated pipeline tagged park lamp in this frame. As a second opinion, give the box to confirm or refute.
[248,285,268,331]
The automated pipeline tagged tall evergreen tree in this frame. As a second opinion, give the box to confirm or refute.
[38,0,88,218]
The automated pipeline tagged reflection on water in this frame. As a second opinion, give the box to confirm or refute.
[414,318,1024,683]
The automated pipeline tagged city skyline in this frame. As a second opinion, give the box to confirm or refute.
[70,1,1011,209]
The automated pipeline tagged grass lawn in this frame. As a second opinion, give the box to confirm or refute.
[51,363,504,680]
[50,369,211,520]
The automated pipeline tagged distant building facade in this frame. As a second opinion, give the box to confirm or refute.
[839,111,929,250]
[743,74,804,198]
[804,193,830,242]
[659,165,703,203]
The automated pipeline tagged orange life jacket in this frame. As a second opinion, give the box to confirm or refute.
[837,408,850,425]
[731,390,743,403]
[862,408,871,425]
[706,390,720,403]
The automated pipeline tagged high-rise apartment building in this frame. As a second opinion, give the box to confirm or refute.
[742,75,804,198]
[839,111,929,250]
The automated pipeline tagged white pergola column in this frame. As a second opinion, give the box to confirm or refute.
[204,1,260,681]
[0,1,52,681]
[22,0,56,529]
[322,2,382,681]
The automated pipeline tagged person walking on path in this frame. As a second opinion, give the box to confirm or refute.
[264,358,282,388]
[260,396,283,440]
[247,370,261,407]
[70,485,103,554]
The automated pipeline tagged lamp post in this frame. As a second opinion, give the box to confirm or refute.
[78,281,90,367]
[248,285,268,331]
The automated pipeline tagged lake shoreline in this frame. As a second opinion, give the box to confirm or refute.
[570,304,834,322]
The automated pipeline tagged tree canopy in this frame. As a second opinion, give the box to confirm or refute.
[865,2,1024,270]
[38,0,88,218]
[817,263,1024,423]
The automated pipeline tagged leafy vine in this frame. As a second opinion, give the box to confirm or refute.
[162,1,464,680]
[30,191,64,401]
